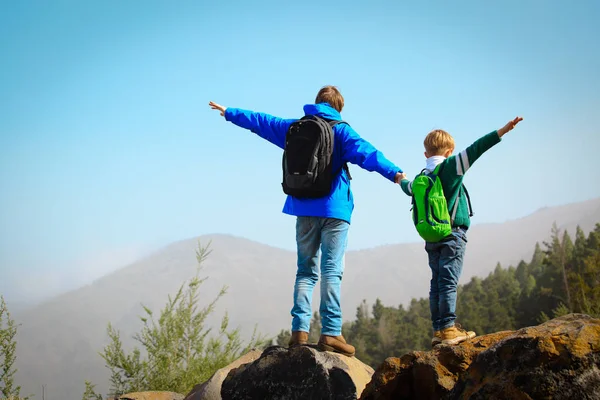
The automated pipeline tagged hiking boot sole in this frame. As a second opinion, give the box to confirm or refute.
[318,342,355,357]
[441,336,469,345]
[441,332,476,346]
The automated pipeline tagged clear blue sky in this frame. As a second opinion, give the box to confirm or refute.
[1,0,599,302]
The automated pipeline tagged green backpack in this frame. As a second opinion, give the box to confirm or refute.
[410,164,462,242]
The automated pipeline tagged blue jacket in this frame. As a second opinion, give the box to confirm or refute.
[224,102,402,223]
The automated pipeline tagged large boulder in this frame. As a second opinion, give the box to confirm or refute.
[184,349,263,400]
[360,313,600,400]
[220,345,374,400]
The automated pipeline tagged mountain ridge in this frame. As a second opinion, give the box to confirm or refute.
[12,197,600,400]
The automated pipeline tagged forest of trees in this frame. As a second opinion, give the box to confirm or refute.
[276,224,600,367]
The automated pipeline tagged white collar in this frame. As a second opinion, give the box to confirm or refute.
[425,155,446,172]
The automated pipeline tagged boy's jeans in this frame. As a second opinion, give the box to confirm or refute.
[291,216,349,336]
[425,227,468,331]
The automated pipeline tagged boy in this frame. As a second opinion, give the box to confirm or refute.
[400,116,523,346]
[209,86,405,356]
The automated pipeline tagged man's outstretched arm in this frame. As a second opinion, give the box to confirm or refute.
[209,101,294,149]
[340,125,405,183]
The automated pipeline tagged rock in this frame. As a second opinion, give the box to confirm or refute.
[184,349,263,400]
[220,345,374,400]
[110,392,185,400]
[360,313,600,400]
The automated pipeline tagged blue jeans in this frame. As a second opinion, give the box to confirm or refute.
[291,217,349,336]
[425,227,468,331]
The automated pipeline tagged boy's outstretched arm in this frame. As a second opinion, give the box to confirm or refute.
[453,116,523,176]
[209,101,294,149]
[340,125,405,183]
[497,116,523,138]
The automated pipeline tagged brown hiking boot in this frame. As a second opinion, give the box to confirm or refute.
[288,331,309,347]
[441,324,476,345]
[431,330,442,347]
[318,335,355,357]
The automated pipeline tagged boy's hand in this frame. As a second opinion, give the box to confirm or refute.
[497,116,523,138]
[394,172,407,184]
[209,101,227,117]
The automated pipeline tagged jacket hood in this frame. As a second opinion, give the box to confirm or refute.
[303,103,342,121]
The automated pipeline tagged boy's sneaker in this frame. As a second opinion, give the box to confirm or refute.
[431,330,442,347]
[318,334,356,357]
[288,331,308,347]
[441,324,476,345]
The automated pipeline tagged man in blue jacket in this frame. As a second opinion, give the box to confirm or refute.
[209,86,405,356]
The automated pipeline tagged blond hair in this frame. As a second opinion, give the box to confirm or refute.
[315,85,344,112]
[424,129,455,156]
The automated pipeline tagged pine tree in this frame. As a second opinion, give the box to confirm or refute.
[560,230,574,311]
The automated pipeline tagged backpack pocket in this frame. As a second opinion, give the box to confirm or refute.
[428,192,450,226]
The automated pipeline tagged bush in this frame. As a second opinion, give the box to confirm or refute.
[86,242,267,398]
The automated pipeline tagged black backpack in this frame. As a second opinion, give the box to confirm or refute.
[281,115,351,198]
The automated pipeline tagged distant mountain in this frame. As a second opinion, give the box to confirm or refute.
[13,197,600,400]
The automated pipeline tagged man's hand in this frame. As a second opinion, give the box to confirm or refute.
[394,172,407,184]
[209,101,227,117]
[497,116,523,138]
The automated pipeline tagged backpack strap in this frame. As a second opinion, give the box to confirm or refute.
[429,163,458,224]
[450,185,474,225]
[462,184,474,217]
[342,163,352,180]
[430,164,442,178]
[327,120,347,127]
[434,161,458,224]
[325,119,352,180]
[410,168,429,209]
